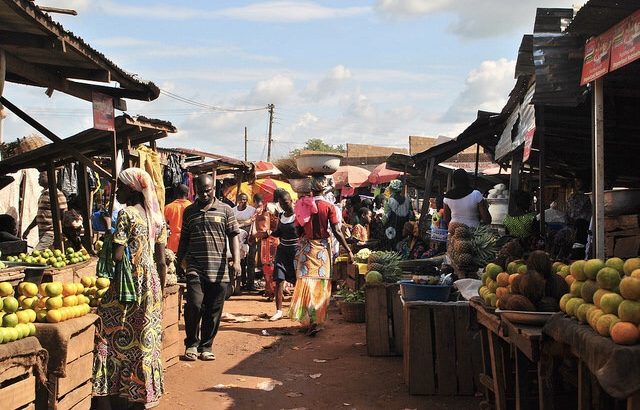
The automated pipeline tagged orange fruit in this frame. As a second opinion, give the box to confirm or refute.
[620,277,640,301]
[46,309,62,323]
[496,272,510,287]
[565,274,576,287]
[509,273,519,285]
[496,286,509,299]
[610,321,640,345]
[62,283,76,297]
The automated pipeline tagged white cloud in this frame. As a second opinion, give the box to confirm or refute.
[247,75,296,105]
[441,58,515,123]
[375,0,577,38]
[303,65,353,101]
[88,1,369,22]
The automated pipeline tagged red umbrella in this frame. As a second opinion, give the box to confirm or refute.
[331,165,371,189]
[368,162,402,185]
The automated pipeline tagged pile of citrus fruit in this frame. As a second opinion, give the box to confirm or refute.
[6,247,91,268]
[0,281,36,343]
[560,257,640,345]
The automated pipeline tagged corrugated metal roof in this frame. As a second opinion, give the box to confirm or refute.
[0,0,160,102]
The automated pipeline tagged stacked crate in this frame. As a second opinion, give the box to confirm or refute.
[162,284,181,369]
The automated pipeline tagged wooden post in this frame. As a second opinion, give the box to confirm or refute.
[592,78,605,259]
[537,105,546,238]
[244,127,248,161]
[47,163,64,250]
[509,148,523,214]
[474,143,480,185]
[108,130,117,215]
[418,158,435,232]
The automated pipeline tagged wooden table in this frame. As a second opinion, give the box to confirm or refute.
[470,299,548,410]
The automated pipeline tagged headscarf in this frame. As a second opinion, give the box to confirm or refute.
[389,179,403,192]
[444,168,474,200]
[118,167,164,248]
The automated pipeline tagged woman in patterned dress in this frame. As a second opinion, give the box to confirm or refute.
[289,176,353,336]
[93,168,167,409]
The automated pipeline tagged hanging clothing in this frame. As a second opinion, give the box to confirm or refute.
[60,163,78,197]
[21,169,41,248]
[163,154,183,188]
[136,145,166,210]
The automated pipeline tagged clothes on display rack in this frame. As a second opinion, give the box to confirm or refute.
[60,163,78,197]
[136,145,166,209]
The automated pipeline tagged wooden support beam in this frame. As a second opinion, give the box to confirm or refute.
[592,78,605,259]
[0,96,112,179]
[47,163,64,250]
[2,51,130,109]
[0,30,60,49]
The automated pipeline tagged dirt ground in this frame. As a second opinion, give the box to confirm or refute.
[157,293,480,410]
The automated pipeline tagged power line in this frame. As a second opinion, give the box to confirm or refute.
[159,89,268,112]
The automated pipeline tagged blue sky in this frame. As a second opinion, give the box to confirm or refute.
[2,0,577,160]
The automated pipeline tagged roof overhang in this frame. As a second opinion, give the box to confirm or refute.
[0,0,160,107]
[0,115,175,173]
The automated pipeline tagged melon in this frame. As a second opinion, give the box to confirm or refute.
[587,308,604,329]
[580,280,598,303]
[365,271,383,284]
[618,300,640,325]
[570,280,584,297]
[620,276,640,301]
[570,260,587,281]
[595,314,619,337]
[597,267,621,290]
[605,257,625,274]
[600,293,624,315]
[593,288,612,308]
[623,258,640,276]
[576,303,595,323]
[566,297,584,317]
[584,259,605,280]
[559,294,573,313]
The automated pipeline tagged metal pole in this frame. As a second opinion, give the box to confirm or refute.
[244,127,248,161]
[592,79,605,259]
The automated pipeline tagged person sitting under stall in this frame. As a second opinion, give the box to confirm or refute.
[0,214,21,242]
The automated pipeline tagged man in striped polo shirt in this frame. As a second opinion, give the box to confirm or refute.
[22,171,67,250]
[177,173,241,361]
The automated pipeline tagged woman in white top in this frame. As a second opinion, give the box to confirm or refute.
[443,169,491,228]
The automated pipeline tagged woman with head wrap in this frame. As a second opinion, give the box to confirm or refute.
[443,169,491,228]
[291,175,353,336]
[380,179,414,251]
[93,167,167,409]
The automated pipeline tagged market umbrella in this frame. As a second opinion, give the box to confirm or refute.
[254,161,282,178]
[331,165,371,189]
[224,178,298,205]
[367,162,403,185]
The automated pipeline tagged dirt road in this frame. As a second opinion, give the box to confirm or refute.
[158,294,480,410]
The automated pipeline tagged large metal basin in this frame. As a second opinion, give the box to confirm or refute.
[295,152,342,175]
[593,188,640,216]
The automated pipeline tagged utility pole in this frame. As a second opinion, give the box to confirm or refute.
[244,127,248,161]
[266,104,274,162]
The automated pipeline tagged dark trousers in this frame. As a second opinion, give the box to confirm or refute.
[242,242,257,288]
[184,274,228,353]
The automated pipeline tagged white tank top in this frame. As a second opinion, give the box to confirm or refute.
[443,190,483,228]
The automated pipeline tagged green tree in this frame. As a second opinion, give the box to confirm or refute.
[289,138,345,157]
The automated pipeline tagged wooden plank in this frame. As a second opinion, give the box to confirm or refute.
[537,348,555,410]
[366,285,391,356]
[515,349,533,410]
[3,370,35,410]
[55,352,94,398]
[454,304,475,395]
[578,360,591,410]
[403,302,410,385]
[55,380,91,410]
[628,392,640,410]
[488,330,507,410]
[390,285,403,355]
[66,325,95,364]
[162,322,180,348]
[433,304,457,395]
[162,295,179,329]
[408,305,435,395]
[68,395,91,410]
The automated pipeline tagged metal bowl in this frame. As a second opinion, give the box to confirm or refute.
[600,188,640,216]
[295,152,342,175]
[495,309,557,326]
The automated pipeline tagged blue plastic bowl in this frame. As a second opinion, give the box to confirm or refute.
[399,280,451,302]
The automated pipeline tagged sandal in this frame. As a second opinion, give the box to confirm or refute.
[306,324,321,337]
[183,348,198,361]
[200,351,216,361]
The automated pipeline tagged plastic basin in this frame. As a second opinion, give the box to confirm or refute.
[399,280,451,302]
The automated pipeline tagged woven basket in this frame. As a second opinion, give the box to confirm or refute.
[340,301,365,323]
[17,135,46,154]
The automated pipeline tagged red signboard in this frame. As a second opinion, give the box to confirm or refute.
[522,126,536,162]
[92,92,115,131]
[610,10,640,71]
[580,28,614,85]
